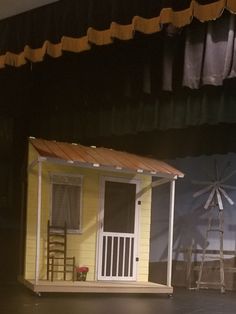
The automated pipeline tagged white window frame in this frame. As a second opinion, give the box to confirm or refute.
[49,172,83,234]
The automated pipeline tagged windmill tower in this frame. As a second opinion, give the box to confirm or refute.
[192,162,236,293]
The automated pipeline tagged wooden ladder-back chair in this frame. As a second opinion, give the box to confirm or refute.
[47,220,75,281]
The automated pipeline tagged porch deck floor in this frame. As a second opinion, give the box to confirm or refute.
[21,278,173,294]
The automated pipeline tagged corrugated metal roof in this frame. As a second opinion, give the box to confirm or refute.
[29,138,184,178]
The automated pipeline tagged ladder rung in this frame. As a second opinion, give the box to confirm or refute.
[201,255,222,259]
[49,241,65,245]
[207,229,223,233]
[49,251,65,255]
[197,281,223,286]
[49,234,65,238]
[224,267,236,273]
[49,256,73,258]
[194,265,221,271]
[48,269,74,272]
[48,260,74,264]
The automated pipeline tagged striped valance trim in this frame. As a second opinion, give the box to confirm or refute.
[0,0,235,69]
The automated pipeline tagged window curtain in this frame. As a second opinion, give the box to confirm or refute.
[52,184,80,230]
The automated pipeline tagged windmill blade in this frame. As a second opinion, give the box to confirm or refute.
[216,188,224,210]
[221,184,236,190]
[192,180,213,186]
[219,187,234,206]
[193,184,214,198]
[215,159,219,181]
[220,170,236,184]
[204,187,216,209]
[219,161,231,180]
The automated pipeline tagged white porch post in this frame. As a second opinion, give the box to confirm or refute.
[167,179,176,287]
[35,159,42,284]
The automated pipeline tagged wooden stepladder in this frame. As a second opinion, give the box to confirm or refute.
[196,205,225,293]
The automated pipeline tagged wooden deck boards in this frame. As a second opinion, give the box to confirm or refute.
[20,278,173,294]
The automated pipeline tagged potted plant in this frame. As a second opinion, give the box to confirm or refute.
[75,266,89,281]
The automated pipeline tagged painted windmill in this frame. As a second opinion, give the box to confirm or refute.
[192,161,236,293]
[192,161,236,210]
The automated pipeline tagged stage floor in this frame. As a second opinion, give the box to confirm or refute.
[1,283,236,314]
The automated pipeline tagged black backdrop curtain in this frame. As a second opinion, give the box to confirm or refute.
[0,0,236,68]
[1,28,236,141]
[1,7,236,158]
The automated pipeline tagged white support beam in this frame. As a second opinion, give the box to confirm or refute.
[35,159,42,284]
[167,179,176,287]
[28,159,38,172]
[151,178,170,188]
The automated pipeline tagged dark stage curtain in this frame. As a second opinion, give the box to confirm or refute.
[28,82,236,139]
[1,35,236,140]
[0,0,236,68]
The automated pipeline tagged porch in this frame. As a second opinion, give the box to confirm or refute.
[20,277,173,294]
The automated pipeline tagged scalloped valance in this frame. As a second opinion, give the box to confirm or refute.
[0,0,236,69]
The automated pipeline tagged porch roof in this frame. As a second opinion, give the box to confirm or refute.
[29,137,184,179]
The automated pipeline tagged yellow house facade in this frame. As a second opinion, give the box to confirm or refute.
[22,138,183,294]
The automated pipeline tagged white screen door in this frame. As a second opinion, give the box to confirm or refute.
[98,178,139,281]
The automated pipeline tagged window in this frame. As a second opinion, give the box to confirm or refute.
[50,174,82,232]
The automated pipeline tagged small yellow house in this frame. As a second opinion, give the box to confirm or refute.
[22,137,184,294]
